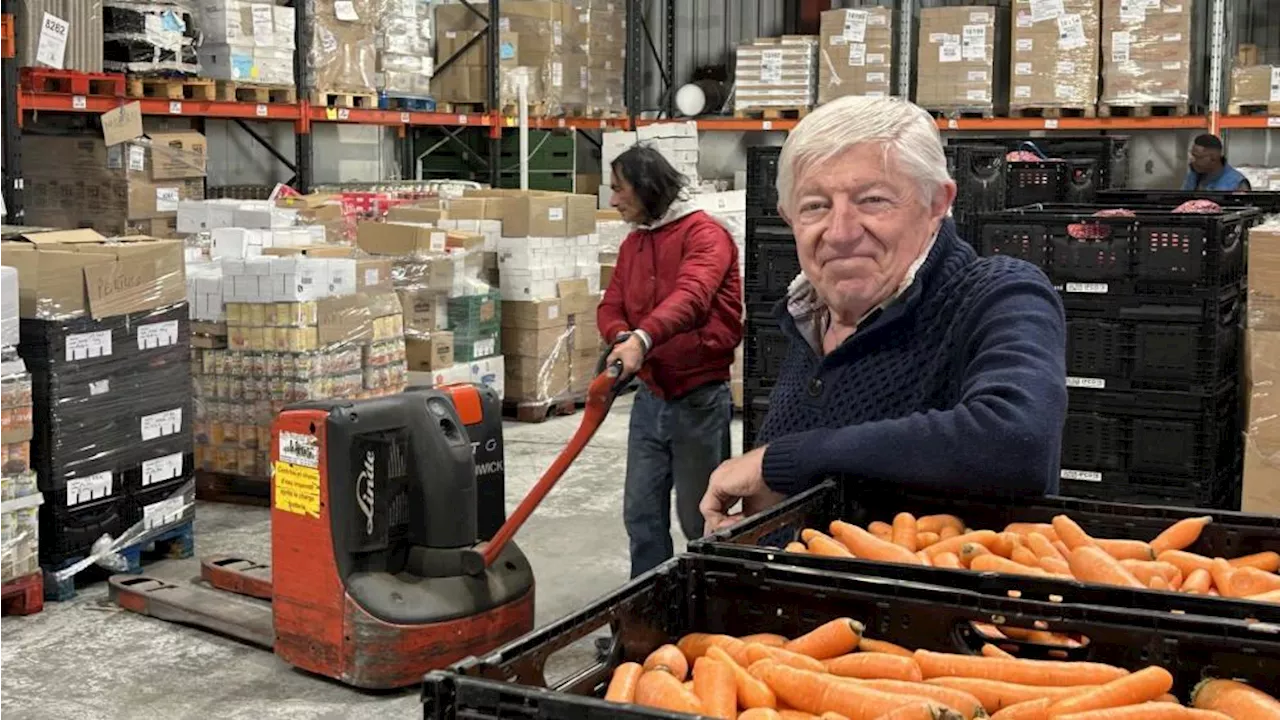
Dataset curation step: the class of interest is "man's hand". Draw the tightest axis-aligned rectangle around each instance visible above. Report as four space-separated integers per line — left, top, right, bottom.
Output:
699 446 787 535
606 334 647 378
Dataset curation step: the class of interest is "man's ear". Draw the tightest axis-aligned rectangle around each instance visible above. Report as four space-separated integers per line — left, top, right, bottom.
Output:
777 202 791 227
932 181 958 222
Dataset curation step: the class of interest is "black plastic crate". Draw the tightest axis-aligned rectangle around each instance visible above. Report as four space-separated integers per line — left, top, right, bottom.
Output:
1064 158 1099 203
744 235 800 304
1007 160 1069 207
742 393 769 451
18 305 191 372
1031 137 1129 189
39 486 140 567
746 147 781 218
122 437 197 496
945 143 1006 240
1059 463 1242 511
743 313 788 392
1097 189 1280 214
128 474 196 532
1061 288 1242 393
423 554 1280 720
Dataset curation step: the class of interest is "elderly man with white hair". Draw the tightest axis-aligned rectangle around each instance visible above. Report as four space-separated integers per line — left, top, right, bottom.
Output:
700 95 1069 531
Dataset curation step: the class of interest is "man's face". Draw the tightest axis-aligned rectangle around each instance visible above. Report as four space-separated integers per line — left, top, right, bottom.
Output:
1189 144 1222 174
610 169 645 224
782 143 955 320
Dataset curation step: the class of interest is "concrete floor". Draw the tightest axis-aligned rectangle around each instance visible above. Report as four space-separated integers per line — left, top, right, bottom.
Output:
0 395 743 720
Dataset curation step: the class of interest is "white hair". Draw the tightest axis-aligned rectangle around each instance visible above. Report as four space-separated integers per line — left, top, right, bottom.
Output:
776 96 952 214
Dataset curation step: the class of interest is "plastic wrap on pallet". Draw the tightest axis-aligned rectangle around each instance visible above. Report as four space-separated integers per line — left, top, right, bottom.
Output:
2 267 18 348
1245 295 1280 514
103 0 202 75
817 8 894 105
17 1 105 73
1247 223 1280 332
916 6 1003 113
1101 0 1195 107
734 36 818 112
1009 0 1100 111
571 0 627 117
1 472 43 584
374 0 434 97
306 0 377 93
197 0 298 87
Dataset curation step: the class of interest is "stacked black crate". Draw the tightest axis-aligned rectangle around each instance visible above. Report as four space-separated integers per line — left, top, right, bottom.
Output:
21 303 196 570
973 205 1257 509
742 147 798 451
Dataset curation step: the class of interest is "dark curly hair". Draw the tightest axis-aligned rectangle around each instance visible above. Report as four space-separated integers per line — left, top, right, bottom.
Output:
610 144 689 223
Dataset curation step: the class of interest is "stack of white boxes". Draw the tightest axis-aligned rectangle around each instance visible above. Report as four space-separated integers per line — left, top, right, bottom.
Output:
498 234 602 302
376 0 434 98
199 0 297 87
597 123 699 206
222 255 358 304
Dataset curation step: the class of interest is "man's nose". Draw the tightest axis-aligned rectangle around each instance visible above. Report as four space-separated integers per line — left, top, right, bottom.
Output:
823 201 865 246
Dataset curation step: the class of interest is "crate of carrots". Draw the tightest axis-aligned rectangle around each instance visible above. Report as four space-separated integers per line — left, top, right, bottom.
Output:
422 554 1278 719
687 481 1280 622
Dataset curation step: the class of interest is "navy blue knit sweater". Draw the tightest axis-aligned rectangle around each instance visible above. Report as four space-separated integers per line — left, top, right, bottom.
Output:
757 220 1068 498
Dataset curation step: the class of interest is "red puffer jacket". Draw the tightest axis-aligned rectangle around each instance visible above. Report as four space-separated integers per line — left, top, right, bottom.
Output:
598 206 744 401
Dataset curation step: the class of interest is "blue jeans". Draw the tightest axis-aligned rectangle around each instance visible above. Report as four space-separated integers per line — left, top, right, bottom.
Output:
624 381 733 579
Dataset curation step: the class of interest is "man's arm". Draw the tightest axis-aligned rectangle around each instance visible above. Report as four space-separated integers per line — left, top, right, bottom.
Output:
635 224 735 349
597 238 631 342
761 275 1067 497
1238 178 1253 191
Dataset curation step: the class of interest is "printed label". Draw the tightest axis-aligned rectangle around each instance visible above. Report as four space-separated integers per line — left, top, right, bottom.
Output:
67 471 113 506
969 11 991 23
928 32 947 43
474 338 496 358
1162 33 1182 42
939 43 962 63
1055 83 1076 99
1058 14 1087 50
547 304 560 321
1016 62 1034 76
156 187 180 212
89 379 110 396
1066 376 1106 389
278 431 319 468
548 207 565 222
429 231 447 252
1060 469 1103 483
1162 61 1182 70
1030 0 1065 22
66 330 113 361
274 461 320 517
364 269 380 286
1119 0 1145 23
552 20 562 46
868 13 887 26
551 61 563 87
141 408 183 441
848 43 866 66
842 10 867 43
761 50 784 83
142 453 184 487
1057 60 1077 75
866 71 886 83
962 25 987 60
1017 38 1034 52
1066 282 1109 294
333 0 359 21
250 4 274 44
1017 12 1034 27
1014 85 1032 99
36 12 70 69
128 145 147 172
1271 67 1280 102
867 52 885 64
967 89 989 102
1111 31 1132 63
968 70 989 82
143 496 187 530
137 320 179 350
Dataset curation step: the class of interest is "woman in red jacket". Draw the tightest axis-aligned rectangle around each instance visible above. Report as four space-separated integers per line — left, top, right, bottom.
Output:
599 144 744 579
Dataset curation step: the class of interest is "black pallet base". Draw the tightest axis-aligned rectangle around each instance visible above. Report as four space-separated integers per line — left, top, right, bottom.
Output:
43 521 195 602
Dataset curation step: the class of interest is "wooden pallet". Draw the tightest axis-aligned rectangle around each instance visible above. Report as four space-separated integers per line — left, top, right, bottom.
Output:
734 107 811 120
126 75 217 101
309 89 378 109
1227 102 1280 116
438 101 487 114
503 395 582 423
216 80 297 104
1 572 44 616
20 68 125 96
43 521 195 602
195 470 270 507
926 107 996 120
1009 105 1098 119
500 102 554 117
1098 102 1189 118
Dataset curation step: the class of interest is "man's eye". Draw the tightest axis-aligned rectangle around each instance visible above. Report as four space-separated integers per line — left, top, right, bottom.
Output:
800 202 827 213
862 196 890 205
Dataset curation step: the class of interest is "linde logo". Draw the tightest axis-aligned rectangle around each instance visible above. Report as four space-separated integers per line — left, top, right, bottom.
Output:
470 438 504 477
356 450 375 535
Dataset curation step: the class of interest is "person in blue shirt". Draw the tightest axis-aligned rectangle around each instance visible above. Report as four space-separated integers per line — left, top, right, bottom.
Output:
1182 134 1252 191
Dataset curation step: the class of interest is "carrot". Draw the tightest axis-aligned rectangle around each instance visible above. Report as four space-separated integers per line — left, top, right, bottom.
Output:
739 710 786 720
999 628 1078 647
644 644 690 681
983 644 1016 659
747 643 828 673
779 711 822 720
925 531 999 560
863 700 955 720
1051 516 1098 551
917 532 941 548
1012 546 1043 567
1149 516 1213 555
1244 588 1280 603
869 521 894 541
972 622 1008 639
802 528 855 558
917 551 933 566
605 662 645 703
1118 560 1182 589
859 638 916 658
830 521 924 565
786 542 810 554
1225 566 1280 598
971 553 1051 577
992 533 1025 559
939 526 962 541
1053 705 1232 719
992 698 1051 720
1148 575 1169 591
744 633 791 648
709 645 778 709
785 618 866 660
1209 558 1236 597
1052 541 1073 559
927 678 1098 713
1181 568 1212 594
1229 551 1280 572
751 660 927 720
1158 550 1216 578
825 653 923 681
820 714 851 720
1192 678 1280 718
694 656 739 719
1039 557 1072 576
1047 666 1174 718
918 514 965 535
1094 539 1155 562
1027 533 1067 562
680 633 751 666
934 552 963 569
1006 523 1060 543
959 543 993 567
892 513 919 552
634 669 704 713
852 680 985 719
1068 546 1145 588
913 650 1128 686
686 680 695 691
1154 694 1179 703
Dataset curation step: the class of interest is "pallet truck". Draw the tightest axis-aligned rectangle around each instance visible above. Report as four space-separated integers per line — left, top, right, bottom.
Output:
109 353 628 689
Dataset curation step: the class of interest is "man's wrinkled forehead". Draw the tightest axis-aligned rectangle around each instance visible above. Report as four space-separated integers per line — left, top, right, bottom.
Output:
794 144 896 194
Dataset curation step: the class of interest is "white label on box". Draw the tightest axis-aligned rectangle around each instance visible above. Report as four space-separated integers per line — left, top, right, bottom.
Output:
842 10 867 43
928 32 947 43
128 145 147 172
67 471 114 506
1162 61 1182 70
141 408 183 441
1055 83 1076 99
1030 0 1065 22
1163 33 1182 42
962 25 986 60
1060 469 1103 483
1057 60 1077 75
1016 62 1034 76
869 12 887 26
137 320 179 350
969 11 991 23
966 89 989 102
848 43 866 66
279 431 319 468
1111 32 1131 63
1119 0 1146 22
1017 11 1033 27
89 379 110 396
66 330 113 361
968 70 989 82
1015 85 1033 99
1066 282 1109 294
429 232 447 252
865 71 886 83
552 20 562 46
547 304 560 321
551 61 563 88
830 35 847 46
423 56 434 77
250 4 274 44
761 50 784 82
473 338 496 358
142 452 184 487
333 0 359 21
156 187 180 212
144 496 187 530
548 207 565 222
867 52 885 64
1066 376 1107 389
1163 2 1183 11
1271 67 1280 102
1017 38 1034 52
939 43 961 63
1058 14 1087 49
37 12 70 69
365 268 380 287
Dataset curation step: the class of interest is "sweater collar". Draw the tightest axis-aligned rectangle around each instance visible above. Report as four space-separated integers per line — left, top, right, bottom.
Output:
636 199 699 230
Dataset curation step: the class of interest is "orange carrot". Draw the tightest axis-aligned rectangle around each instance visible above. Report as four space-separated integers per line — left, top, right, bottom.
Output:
927 678 1098 713
892 513 919 552
972 622 1008 639
680 633 751 666
820 713 851 720
829 521 924 566
1244 588 1280 603
802 528 855 558
1027 533 1067 562
1094 539 1155 562
824 653 923 681
917 514 965 535
1039 557 1072 576
1047 666 1174 718
605 662 645 703
708 645 778 709
1118 560 1182 589
1225 566 1280 598
913 650 1128 686
925 530 999 560
971 553 1051 577
739 709 786 720
746 643 828 673
1053 705 1232 719
1149 575 1169 591
862 700 953 720
851 679 985 719
916 551 933 566
694 656 738 719
934 552 963 569
1051 516 1098 551
960 543 993 567
785 542 810 554
778 711 822 720
992 698 1051 720
634 669 704 713
869 521 894 541
939 526 962 542
743 634 790 648
1209 558 1236 597
1012 546 1043 567
1068 546 1145 588
1157 550 1216 578
1154 694 1179 703
785 618 865 660
686 680 696 691
1053 540 1073 559
644 644 690 681
992 532 1026 559
916 532 941 548
983 644 1016 659
1192 678 1280 718
859 638 916 658
1149 516 1213 555
1229 551 1280 572
750 661 930 720
1181 568 1212 594
1006 523 1061 542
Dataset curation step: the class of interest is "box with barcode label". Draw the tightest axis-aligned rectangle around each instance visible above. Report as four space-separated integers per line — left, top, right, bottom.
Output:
818 8 895 105
1009 0 1100 112
1101 0 1202 108
915 6 1010 114
734 36 819 113
1229 64 1280 111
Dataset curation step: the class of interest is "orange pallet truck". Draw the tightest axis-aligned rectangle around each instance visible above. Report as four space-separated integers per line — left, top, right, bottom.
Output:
109 356 627 690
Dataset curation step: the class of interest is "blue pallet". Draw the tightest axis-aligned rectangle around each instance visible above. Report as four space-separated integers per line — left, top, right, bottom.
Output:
42 521 195 602
378 92 436 111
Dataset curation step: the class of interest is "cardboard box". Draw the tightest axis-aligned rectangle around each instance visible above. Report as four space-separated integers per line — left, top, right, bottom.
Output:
1248 227 1280 331
505 351 570 400
1101 0 1195 106
1245 328 1280 514
734 36 819 112
916 6 1008 112
386 206 445 224
502 193 597 237
818 8 895 105
357 222 447 255
1230 65 1280 108
306 12 376 92
406 332 455 371
146 131 208 179
1009 0 1099 110
398 289 449 333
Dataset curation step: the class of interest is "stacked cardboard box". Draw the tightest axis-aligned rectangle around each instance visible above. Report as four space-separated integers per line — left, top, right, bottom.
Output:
1240 166 1280 192
1009 0 1099 113
198 0 298 87
1101 0 1195 109
502 280 599 402
1244 223 1280 515
734 36 819 113
17 0 105 73
495 192 600 301
917 6 1006 114
24 132 208 239
1 267 40 582
1229 64 1280 112
306 0 377 94
817 8 894 105
634 122 700 185
570 0 626 116
375 0 434 97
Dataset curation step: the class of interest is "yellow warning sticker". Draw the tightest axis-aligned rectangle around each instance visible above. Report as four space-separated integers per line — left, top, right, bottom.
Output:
274 461 321 518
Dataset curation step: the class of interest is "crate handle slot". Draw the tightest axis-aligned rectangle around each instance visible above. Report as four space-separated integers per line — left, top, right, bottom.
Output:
962 619 1093 662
